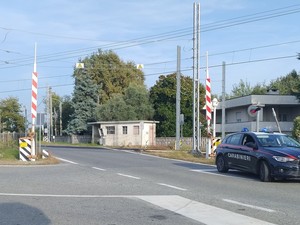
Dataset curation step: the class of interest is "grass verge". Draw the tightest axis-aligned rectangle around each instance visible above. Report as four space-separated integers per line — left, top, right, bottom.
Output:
0 145 59 165
143 148 215 165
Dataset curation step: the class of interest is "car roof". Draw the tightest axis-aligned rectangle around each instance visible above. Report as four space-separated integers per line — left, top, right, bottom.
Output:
227 131 286 136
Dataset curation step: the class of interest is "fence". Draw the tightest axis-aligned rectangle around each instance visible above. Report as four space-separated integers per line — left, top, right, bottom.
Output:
156 137 209 150
0 132 210 150
0 132 24 143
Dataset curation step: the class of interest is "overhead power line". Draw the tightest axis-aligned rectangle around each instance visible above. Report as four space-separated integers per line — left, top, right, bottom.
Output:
0 4 299 69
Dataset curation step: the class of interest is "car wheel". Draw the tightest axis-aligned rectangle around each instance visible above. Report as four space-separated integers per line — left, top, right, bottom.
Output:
259 161 272 182
216 155 228 173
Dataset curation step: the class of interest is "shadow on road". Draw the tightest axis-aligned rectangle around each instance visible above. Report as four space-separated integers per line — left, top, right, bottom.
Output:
0 202 51 225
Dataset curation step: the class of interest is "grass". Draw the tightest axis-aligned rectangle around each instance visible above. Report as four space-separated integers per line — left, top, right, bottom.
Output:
0 142 60 165
143 147 216 165
0 147 19 160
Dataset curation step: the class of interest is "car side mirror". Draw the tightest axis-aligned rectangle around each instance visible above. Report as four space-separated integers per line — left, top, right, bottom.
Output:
245 142 257 149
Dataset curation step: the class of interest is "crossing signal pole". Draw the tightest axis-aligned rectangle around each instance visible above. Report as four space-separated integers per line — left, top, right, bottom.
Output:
192 2 201 154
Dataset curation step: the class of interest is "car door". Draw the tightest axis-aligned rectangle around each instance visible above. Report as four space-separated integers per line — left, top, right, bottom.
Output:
222 133 244 169
233 134 258 173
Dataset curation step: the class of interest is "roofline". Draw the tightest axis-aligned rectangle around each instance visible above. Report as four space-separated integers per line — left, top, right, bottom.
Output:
88 120 159 125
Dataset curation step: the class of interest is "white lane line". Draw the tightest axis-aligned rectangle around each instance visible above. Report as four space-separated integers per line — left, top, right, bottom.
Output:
157 183 187 191
190 169 228 177
92 167 106 171
223 199 276 213
138 195 276 225
117 173 141 180
56 157 78 165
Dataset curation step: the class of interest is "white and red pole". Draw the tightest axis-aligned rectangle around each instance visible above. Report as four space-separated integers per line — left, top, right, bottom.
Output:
205 51 212 133
31 43 38 131
31 43 37 158
205 51 212 158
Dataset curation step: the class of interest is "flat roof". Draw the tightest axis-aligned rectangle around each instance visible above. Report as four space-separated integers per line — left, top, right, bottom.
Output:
88 120 159 125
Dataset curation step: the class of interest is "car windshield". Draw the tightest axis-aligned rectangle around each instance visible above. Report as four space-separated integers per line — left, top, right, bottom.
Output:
256 134 300 148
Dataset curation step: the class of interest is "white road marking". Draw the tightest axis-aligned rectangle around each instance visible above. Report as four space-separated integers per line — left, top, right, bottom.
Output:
190 169 229 177
92 167 106 171
56 157 78 165
0 193 276 224
138 195 276 225
117 173 141 180
157 183 187 191
223 199 276 213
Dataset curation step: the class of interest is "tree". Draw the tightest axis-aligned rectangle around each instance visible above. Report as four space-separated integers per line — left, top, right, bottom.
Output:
231 79 252 97
292 116 300 140
96 93 134 121
96 83 154 121
67 49 146 134
80 49 144 104
61 95 74 132
0 97 24 133
228 79 268 98
269 70 300 95
66 69 98 134
123 83 154 120
251 82 268 95
150 73 206 137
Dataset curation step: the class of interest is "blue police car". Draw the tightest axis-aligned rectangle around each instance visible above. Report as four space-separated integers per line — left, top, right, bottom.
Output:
215 131 300 182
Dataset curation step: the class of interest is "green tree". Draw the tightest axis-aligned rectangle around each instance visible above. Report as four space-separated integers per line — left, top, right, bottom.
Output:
229 80 267 98
96 93 134 121
80 49 144 104
66 69 98 134
269 70 300 95
0 97 24 133
96 83 154 121
150 73 206 137
251 82 268 94
292 116 300 140
123 83 154 120
61 95 74 132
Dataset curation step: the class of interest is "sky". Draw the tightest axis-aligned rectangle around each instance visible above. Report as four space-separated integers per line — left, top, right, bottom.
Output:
0 0 299 122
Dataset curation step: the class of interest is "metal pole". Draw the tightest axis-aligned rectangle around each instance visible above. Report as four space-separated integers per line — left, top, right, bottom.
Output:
213 106 217 138
24 106 27 135
59 101 62 136
192 2 201 153
49 87 53 141
256 110 260 132
31 43 37 159
221 62 226 139
272 108 282 133
192 2 197 152
176 46 181 150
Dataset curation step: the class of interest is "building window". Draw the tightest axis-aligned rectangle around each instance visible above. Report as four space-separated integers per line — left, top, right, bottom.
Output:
236 112 241 122
133 126 139 135
107 126 115 134
279 114 287 122
123 126 128 134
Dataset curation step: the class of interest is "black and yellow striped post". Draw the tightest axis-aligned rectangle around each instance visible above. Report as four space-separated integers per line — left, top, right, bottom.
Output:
211 137 222 156
19 137 35 161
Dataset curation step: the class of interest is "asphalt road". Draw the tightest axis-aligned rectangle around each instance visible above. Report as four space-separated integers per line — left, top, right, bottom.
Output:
1 146 299 225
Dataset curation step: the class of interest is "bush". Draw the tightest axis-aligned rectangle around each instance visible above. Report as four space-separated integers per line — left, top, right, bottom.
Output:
292 116 300 140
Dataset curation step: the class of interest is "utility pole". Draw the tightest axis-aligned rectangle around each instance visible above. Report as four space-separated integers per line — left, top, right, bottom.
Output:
49 87 53 141
59 101 62 136
176 46 181 150
192 2 201 154
46 87 52 142
221 62 226 139
23 106 27 135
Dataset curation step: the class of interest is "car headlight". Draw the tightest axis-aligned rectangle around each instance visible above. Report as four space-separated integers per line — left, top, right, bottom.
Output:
272 156 296 162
